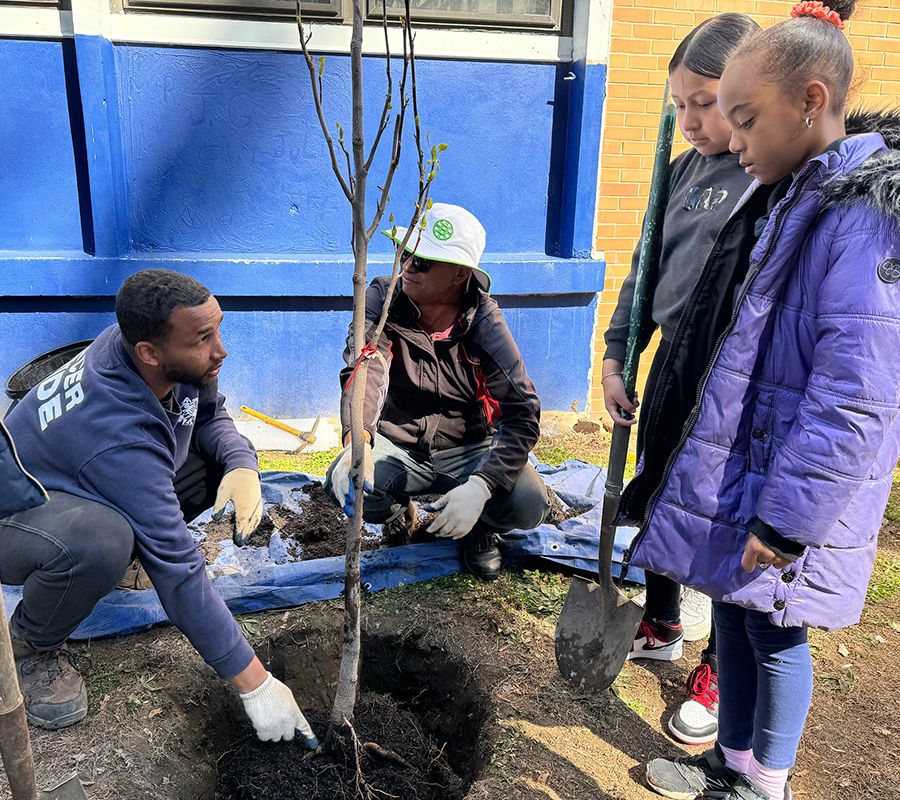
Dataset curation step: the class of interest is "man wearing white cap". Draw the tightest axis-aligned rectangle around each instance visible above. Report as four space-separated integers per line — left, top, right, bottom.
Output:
325 203 549 580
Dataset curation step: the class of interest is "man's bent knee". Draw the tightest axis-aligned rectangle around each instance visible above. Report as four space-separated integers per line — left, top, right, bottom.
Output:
482 467 550 532
55 496 134 588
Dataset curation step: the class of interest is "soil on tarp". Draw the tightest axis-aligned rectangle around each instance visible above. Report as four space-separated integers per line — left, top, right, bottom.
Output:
194 482 379 563
196 512 276 563
544 487 593 526
284 482 379 560
216 694 466 800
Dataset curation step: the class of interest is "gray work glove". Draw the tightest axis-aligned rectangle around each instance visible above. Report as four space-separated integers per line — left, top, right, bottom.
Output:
239 672 318 748
329 442 374 516
426 475 491 539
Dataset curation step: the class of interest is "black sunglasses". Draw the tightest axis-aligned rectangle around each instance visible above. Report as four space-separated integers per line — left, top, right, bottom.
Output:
400 251 435 274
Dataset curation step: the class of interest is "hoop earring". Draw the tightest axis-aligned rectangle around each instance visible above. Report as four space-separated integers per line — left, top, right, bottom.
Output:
806 117 813 129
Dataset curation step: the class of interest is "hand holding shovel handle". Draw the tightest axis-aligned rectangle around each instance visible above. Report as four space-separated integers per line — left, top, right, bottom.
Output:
554 82 677 693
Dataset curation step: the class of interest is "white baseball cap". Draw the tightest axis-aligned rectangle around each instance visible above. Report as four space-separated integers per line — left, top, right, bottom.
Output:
383 202 490 292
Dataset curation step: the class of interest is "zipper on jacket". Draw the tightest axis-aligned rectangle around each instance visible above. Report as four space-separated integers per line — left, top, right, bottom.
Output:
621 167 820 578
0 420 49 502
623 180 766 485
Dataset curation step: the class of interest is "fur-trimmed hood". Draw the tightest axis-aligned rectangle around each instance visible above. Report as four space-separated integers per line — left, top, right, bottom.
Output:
822 108 900 225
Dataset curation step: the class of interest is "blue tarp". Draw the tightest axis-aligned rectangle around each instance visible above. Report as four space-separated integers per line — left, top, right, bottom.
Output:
2 461 643 639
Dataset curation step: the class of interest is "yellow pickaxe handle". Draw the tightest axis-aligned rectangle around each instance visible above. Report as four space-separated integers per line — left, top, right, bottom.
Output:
240 406 317 444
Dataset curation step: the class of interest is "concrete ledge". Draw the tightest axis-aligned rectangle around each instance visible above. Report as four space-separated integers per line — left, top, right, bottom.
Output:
0 253 605 297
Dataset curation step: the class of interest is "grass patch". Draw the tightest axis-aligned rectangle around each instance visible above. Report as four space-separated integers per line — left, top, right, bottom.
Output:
885 473 900 523
818 669 857 694
125 672 162 715
84 665 127 717
534 430 609 466
258 447 342 477
374 571 481 606
495 569 569 618
867 555 900 604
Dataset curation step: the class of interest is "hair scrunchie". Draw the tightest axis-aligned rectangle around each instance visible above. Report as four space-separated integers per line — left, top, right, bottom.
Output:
791 1 845 29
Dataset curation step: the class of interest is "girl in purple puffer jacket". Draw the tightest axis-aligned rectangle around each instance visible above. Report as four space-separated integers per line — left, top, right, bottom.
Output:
634 2 900 799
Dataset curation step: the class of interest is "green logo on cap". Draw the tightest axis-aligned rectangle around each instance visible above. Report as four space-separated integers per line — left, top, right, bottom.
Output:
432 219 454 241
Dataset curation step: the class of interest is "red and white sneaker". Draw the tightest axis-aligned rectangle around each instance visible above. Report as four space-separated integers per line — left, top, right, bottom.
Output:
668 662 719 746
626 618 684 662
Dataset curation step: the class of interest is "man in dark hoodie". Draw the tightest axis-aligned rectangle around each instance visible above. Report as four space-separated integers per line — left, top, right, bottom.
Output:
0 270 317 748
324 203 550 581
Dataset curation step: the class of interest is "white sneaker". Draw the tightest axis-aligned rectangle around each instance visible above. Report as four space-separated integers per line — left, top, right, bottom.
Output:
667 663 719 745
680 587 712 642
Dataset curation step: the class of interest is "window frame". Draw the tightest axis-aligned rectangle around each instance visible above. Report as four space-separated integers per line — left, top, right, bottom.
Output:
365 0 566 33
0 0 64 7
122 0 341 22
117 0 571 34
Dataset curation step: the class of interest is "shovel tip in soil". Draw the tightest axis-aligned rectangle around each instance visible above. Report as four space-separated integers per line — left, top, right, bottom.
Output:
554 576 644 693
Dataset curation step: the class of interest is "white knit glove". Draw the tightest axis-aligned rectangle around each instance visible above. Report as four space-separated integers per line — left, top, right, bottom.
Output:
239 672 318 748
426 475 492 539
329 442 374 516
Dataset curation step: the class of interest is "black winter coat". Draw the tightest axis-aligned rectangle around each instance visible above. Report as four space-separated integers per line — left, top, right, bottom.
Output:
339 277 540 494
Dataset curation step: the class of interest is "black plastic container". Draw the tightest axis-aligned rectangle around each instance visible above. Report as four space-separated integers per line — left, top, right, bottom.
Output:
4 340 94 401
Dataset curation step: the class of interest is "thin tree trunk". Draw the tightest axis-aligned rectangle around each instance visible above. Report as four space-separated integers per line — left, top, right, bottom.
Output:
330 0 368 729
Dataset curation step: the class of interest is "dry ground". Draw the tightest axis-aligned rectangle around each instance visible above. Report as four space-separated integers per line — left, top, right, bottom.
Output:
7 417 900 800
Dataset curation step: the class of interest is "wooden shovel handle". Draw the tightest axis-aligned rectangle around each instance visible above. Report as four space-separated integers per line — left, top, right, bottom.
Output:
240 406 316 444
0 586 37 799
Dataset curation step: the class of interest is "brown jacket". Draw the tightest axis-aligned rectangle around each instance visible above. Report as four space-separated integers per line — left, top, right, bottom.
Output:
339 276 540 493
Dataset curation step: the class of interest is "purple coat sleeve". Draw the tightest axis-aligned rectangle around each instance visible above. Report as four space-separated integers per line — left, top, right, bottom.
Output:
754 210 900 547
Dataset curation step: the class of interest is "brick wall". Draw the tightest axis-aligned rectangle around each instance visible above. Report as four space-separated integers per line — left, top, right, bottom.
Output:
589 0 898 418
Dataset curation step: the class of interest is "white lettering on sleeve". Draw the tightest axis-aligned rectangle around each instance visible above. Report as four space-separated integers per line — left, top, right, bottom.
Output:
39 396 63 431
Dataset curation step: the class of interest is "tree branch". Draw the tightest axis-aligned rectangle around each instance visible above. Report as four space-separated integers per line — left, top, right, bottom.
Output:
362 0 394 175
365 3 413 240
297 12 353 203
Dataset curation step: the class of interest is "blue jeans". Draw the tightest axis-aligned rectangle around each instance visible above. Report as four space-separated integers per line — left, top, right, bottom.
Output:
325 432 550 532
714 601 813 769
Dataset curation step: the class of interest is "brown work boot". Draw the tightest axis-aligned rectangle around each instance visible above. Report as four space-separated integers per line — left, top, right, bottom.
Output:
13 639 88 730
380 501 418 547
117 558 154 591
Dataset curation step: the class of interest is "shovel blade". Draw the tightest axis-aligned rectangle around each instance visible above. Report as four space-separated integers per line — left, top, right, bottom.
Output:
38 772 89 800
555 576 644 693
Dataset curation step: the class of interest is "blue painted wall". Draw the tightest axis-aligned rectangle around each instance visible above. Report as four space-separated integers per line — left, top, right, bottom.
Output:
0 41 84 252
0 35 607 417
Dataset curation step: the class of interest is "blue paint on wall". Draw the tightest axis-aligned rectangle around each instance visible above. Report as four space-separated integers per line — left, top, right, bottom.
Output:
116 48 559 255
0 40 83 252
0 253 603 297
1 36 608 416
0 292 596 416
559 60 607 259
74 34 130 256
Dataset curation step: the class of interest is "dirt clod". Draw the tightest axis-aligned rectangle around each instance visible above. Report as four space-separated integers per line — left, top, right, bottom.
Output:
544 487 593 526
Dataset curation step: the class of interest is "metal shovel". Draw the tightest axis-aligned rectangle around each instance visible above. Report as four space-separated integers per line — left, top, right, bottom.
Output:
0 586 89 800
555 82 677 693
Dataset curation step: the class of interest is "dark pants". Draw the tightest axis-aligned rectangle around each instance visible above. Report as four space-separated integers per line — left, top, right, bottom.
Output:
325 432 550 533
0 451 221 650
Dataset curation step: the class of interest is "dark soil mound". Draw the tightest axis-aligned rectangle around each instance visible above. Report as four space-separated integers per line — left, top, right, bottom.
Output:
544 487 593 526
197 512 276 562
215 693 466 800
284 482 379 560
195 482 379 563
